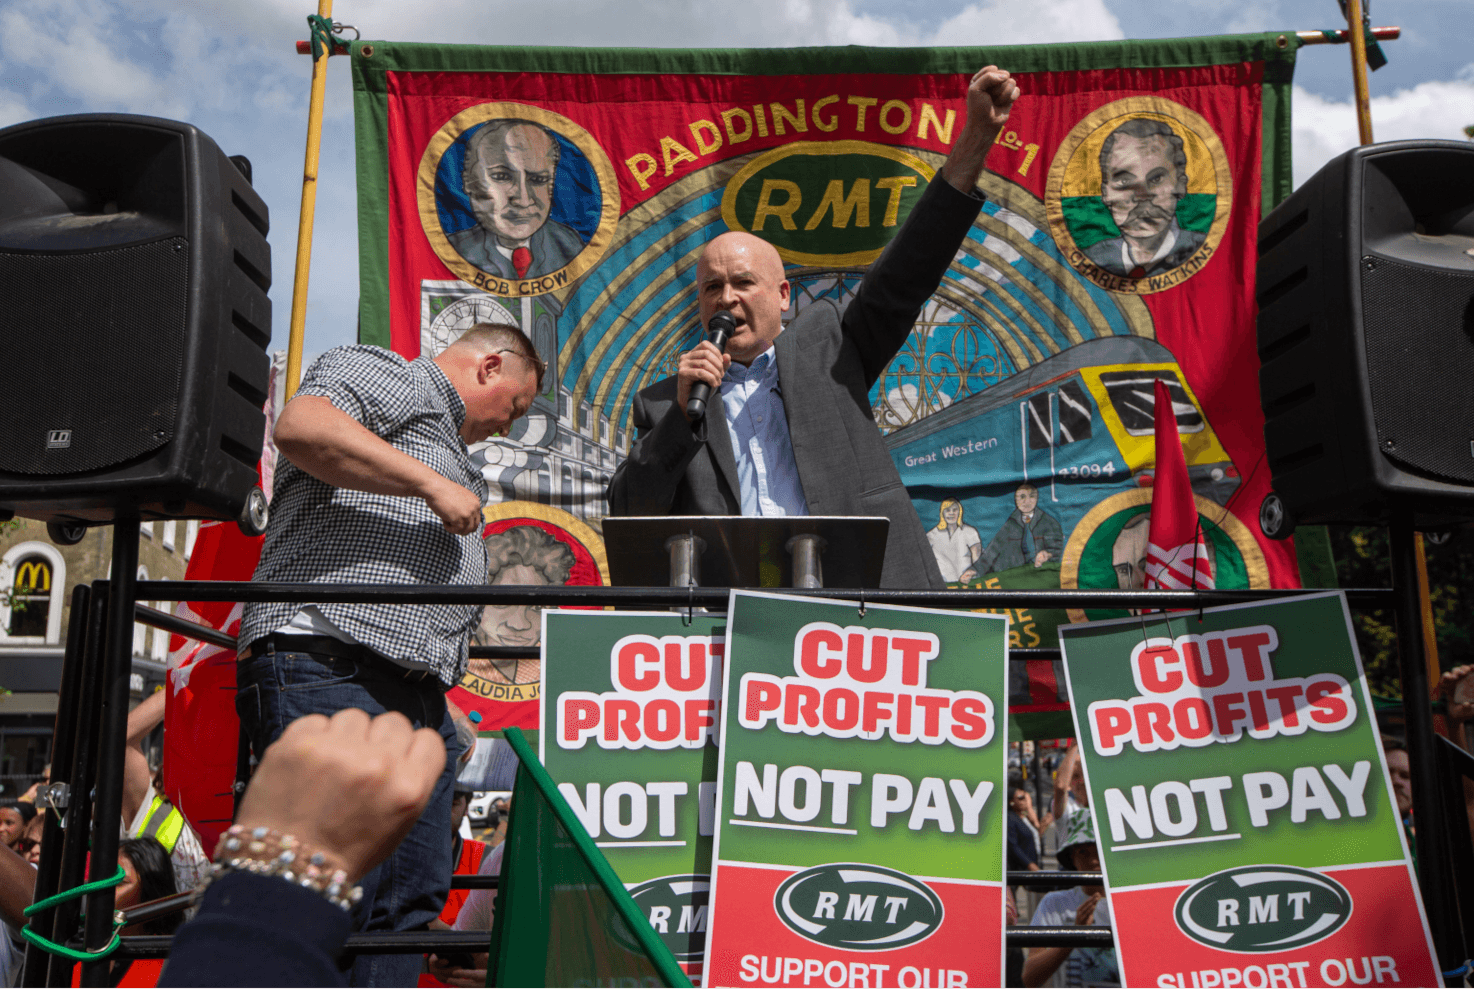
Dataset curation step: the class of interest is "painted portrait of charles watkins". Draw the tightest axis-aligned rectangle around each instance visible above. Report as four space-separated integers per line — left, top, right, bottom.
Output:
1083 118 1205 280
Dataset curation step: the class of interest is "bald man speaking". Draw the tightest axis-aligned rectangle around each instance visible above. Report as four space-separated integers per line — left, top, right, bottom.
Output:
607 67 1020 589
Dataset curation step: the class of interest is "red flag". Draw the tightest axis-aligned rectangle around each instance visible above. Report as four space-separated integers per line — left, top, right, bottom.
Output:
1144 379 1214 591
160 355 281 850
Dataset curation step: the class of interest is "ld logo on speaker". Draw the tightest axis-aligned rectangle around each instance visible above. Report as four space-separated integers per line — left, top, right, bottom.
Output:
45 430 71 450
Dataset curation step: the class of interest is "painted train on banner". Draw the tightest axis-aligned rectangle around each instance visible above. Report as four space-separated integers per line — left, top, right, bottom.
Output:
373 70 1287 721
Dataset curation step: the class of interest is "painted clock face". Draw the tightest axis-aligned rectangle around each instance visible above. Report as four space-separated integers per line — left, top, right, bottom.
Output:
422 293 517 358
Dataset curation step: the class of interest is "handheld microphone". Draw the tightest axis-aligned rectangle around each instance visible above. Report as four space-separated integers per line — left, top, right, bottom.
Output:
685 311 737 421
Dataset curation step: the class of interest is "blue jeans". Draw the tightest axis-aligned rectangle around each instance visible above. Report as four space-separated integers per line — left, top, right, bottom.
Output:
236 648 460 988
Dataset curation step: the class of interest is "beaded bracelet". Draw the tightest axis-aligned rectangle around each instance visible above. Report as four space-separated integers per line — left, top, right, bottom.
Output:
205 824 363 913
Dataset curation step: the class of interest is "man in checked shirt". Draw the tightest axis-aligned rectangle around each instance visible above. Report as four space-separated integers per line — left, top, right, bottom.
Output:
236 323 541 987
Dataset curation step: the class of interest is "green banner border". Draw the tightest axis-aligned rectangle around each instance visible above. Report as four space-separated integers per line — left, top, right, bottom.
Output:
350 33 1299 347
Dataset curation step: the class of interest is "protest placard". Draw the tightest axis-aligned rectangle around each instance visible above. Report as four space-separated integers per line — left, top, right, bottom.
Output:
702 591 1008 988
540 610 726 978
1058 592 1439 988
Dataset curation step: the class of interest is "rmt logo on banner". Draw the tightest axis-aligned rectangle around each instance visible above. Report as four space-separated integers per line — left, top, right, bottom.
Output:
1165 866 1403 989
1173 866 1352 953
772 864 944 952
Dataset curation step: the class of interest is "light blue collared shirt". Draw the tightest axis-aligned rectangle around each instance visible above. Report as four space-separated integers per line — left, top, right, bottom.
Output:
719 348 809 517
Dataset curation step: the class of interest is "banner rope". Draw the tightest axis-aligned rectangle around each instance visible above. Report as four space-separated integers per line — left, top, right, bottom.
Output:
306 14 336 61
20 865 127 961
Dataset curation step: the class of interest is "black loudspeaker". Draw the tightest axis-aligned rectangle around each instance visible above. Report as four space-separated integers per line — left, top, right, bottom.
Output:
1255 139 1474 536
0 114 271 537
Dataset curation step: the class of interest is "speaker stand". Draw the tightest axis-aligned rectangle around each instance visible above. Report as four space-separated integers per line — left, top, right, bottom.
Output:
1390 512 1462 968
78 522 140 987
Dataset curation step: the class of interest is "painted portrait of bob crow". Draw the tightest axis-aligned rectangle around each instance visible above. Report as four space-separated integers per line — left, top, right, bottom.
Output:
448 119 586 281
1083 117 1206 279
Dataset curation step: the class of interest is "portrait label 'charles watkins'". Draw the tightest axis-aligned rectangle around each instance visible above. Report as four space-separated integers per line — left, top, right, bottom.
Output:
1046 98 1231 295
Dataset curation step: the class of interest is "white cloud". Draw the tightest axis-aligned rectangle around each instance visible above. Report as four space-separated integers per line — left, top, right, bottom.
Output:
0 0 303 122
266 0 1122 49
927 0 1124 45
273 0 911 48
1292 66 1474 186
0 88 31 128
0 1 185 115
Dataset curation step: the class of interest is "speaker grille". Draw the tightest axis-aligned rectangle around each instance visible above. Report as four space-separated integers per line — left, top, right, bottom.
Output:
1363 255 1474 484
0 238 188 474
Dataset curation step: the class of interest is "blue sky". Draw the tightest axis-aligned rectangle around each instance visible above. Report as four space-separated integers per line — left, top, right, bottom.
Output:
0 0 1469 360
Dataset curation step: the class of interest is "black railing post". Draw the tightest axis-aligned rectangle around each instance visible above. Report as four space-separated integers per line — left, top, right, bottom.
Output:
80 526 140 987
233 724 252 819
1389 514 1459 969
1436 737 1474 962
43 584 110 987
21 585 89 987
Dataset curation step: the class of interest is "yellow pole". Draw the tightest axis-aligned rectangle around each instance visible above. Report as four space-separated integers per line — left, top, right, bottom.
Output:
1345 0 1375 145
285 0 334 400
1413 533 1449 735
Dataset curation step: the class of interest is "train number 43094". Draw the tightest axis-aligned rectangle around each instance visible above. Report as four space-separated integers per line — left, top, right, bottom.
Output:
1058 462 1117 479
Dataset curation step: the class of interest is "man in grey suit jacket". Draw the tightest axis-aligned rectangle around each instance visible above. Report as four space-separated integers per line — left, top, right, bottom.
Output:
607 67 1020 590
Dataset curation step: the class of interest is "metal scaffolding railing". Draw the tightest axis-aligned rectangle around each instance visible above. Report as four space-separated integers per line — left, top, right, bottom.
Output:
21 535 1470 984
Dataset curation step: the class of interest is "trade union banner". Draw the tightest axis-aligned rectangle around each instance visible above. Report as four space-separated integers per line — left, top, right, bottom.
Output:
1058 593 1439 988
539 610 726 981
351 36 1304 735
702 591 1008 988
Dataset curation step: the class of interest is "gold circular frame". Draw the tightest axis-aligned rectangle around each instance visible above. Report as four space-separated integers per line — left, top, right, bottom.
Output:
1058 488 1268 623
1045 97 1232 295
418 103 620 299
481 499 610 585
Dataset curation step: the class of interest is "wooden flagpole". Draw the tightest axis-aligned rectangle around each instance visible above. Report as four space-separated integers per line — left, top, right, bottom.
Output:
285 0 334 400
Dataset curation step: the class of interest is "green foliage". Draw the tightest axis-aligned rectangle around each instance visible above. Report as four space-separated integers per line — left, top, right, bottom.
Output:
0 519 22 613
1465 124 1474 140
1325 525 1474 699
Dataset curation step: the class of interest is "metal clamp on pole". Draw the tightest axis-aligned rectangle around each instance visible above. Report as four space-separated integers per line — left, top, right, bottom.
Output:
785 534 826 589
39 783 69 813
665 533 705 588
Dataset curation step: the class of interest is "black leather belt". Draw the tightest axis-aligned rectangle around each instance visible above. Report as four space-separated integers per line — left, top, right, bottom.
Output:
241 634 434 682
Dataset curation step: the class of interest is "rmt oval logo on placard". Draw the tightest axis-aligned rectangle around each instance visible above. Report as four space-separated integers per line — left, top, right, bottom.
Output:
1174 866 1352 952
774 864 943 951
622 874 709 961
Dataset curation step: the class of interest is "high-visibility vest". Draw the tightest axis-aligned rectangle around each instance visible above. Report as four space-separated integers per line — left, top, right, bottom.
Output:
139 795 184 854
